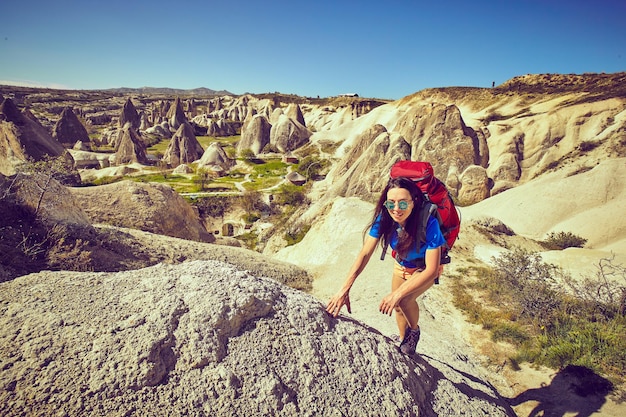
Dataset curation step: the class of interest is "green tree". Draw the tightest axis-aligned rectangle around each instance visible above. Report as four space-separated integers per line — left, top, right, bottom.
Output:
194 167 211 191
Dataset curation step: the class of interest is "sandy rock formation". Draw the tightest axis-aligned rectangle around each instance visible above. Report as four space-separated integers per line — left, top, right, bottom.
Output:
52 106 91 149
167 97 187 131
270 113 311 153
0 98 71 176
193 118 237 137
139 112 149 130
70 180 214 243
286 103 306 127
238 114 271 155
11 172 92 228
119 98 141 130
113 124 148 165
172 163 193 174
162 121 204 168
322 124 411 202
144 120 172 139
68 149 114 169
0 260 514 417
457 164 492 204
393 103 481 188
196 142 234 171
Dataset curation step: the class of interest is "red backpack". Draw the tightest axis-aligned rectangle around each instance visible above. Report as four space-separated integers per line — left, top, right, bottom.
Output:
384 160 461 265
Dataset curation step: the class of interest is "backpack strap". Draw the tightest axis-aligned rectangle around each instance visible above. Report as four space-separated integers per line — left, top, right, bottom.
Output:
419 202 438 243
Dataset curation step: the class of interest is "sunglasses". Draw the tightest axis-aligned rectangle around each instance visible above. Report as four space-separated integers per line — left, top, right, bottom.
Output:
383 200 410 210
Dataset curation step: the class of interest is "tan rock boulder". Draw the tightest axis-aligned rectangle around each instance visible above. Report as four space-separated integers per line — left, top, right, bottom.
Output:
70 180 214 243
325 124 412 202
285 103 306 127
457 165 492 205
0 260 512 416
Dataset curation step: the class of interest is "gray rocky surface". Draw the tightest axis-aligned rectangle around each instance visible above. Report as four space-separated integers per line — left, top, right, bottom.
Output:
0 260 514 417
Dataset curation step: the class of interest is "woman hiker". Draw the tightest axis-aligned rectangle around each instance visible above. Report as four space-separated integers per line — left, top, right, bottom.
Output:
326 176 446 355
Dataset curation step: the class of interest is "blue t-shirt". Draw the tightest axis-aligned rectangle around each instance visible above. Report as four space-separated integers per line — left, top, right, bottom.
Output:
369 214 446 268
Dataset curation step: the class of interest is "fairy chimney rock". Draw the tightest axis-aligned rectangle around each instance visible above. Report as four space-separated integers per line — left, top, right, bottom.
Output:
167 97 187 131
286 103 306 127
162 121 204 168
197 142 234 171
0 98 68 175
269 113 311 153
119 98 141 130
114 124 148 165
238 114 271 156
52 106 91 149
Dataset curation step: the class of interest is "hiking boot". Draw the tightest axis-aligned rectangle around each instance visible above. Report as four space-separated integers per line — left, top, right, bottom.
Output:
399 326 421 355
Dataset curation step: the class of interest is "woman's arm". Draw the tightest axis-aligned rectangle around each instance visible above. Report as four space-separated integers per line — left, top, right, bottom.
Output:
378 246 441 315
326 235 379 317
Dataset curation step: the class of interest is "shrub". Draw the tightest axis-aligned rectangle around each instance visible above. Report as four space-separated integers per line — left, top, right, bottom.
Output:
491 247 564 325
542 231 587 250
194 196 229 219
46 224 93 272
578 140 600 153
273 184 308 206
284 224 311 246
240 148 256 160
452 249 626 390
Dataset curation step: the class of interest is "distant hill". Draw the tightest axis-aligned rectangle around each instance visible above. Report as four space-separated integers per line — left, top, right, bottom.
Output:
104 86 233 97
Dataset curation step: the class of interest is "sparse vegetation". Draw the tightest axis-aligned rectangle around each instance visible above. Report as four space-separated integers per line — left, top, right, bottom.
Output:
483 111 507 123
272 183 308 207
451 248 626 392
577 140 601 153
284 224 311 246
542 231 587 250
0 158 96 278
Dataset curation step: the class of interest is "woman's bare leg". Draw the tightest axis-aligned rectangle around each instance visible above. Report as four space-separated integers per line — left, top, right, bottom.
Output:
392 271 435 337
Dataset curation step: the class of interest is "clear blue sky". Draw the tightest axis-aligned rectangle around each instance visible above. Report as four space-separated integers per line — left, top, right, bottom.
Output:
1 0 624 99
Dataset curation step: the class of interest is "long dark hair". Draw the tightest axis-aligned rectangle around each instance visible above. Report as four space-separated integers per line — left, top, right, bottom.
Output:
367 177 426 259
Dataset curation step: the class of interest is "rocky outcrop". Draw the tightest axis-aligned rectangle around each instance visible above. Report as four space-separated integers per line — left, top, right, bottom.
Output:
322 124 411 202
167 97 187 131
113 124 148 165
393 103 481 188
68 149 113 169
119 98 141 130
238 114 271 155
0 98 70 176
162 122 204 168
144 121 172 139
70 180 214 243
270 113 311 153
172 163 193 174
11 172 93 228
457 164 492 205
0 260 514 417
197 142 234 171
286 103 306 127
52 106 91 149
